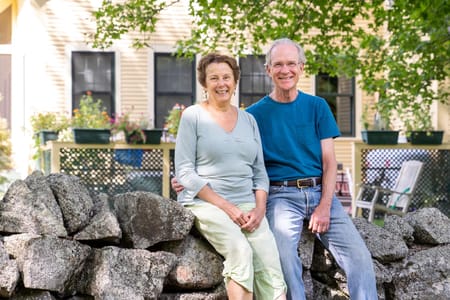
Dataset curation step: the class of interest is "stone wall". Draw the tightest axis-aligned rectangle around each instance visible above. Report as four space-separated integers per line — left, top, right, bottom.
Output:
0 171 449 299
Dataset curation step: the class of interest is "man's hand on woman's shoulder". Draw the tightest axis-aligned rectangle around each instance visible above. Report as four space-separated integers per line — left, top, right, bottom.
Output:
171 177 184 194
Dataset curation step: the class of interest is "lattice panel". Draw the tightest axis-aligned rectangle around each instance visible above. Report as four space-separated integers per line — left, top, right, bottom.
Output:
359 148 450 217
56 148 177 199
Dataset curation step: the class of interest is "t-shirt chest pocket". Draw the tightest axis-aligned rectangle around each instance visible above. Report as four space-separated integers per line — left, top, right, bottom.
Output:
295 121 316 145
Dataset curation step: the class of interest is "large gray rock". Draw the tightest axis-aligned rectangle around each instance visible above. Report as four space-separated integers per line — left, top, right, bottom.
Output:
389 244 450 299
303 270 315 300
352 217 409 262
310 242 344 297
24 171 66 225
73 209 121 243
161 234 223 290
384 214 414 244
9 290 57 299
113 191 195 248
372 259 392 284
0 171 67 237
0 240 8 261
47 173 95 234
74 193 121 243
2 233 40 270
372 260 391 300
298 226 316 269
22 236 92 295
0 259 19 298
311 278 349 300
404 207 450 245
311 240 335 273
78 246 177 299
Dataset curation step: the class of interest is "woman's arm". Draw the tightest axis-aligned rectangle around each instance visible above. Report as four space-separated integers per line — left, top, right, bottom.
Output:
175 108 207 198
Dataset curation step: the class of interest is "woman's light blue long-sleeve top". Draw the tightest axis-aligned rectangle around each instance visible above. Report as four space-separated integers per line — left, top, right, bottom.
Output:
175 104 269 205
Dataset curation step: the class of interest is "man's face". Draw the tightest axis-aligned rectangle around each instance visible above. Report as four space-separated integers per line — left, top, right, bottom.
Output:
266 44 304 92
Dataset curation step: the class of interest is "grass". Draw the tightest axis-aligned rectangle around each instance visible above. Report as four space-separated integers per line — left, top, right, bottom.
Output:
373 218 385 227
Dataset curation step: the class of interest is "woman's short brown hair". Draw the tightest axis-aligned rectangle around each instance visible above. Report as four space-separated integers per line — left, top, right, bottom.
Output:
197 53 240 87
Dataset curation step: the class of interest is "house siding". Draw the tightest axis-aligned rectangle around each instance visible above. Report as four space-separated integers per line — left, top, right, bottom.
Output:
42 0 192 120
335 138 354 172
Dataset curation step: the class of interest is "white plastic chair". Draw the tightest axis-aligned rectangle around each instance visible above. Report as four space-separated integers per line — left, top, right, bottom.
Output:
352 160 424 222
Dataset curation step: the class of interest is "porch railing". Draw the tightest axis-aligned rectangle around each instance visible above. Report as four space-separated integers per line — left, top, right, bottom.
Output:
352 141 450 216
42 142 176 199
42 141 449 216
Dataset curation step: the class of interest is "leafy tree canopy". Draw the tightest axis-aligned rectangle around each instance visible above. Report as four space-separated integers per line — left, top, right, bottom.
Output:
92 0 449 130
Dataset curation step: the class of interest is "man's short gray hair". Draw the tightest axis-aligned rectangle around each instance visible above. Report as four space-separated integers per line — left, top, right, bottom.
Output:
265 38 306 66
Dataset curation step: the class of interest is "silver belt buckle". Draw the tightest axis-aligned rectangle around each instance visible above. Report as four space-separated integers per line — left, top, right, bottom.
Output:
296 179 308 189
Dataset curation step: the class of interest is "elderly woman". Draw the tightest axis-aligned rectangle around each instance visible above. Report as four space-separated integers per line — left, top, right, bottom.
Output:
175 53 286 300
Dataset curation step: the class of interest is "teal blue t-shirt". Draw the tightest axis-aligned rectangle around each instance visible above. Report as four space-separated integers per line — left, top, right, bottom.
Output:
246 91 340 181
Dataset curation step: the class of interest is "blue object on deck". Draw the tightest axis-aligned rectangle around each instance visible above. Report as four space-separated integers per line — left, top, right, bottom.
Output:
114 149 144 167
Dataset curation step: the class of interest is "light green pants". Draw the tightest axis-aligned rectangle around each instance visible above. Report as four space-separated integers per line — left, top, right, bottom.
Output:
187 201 286 300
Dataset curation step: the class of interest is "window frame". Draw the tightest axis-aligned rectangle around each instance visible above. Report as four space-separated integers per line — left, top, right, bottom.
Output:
153 52 196 129
238 55 272 109
71 51 116 117
315 73 355 137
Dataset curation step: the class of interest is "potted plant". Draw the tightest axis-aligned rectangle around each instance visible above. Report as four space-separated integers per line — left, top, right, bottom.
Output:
30 112 70 145
71 91 111 144
403 103 444 145
111 112 162 145
360 103 399 145
30 111 70 161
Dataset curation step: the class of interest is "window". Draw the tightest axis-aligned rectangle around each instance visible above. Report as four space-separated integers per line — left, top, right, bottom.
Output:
72 51 115 117
316 73 355 137
154 53 195 128
239 55 272 108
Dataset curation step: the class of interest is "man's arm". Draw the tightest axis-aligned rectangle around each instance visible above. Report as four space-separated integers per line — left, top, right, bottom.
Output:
171 177 184 194
309 138 337 234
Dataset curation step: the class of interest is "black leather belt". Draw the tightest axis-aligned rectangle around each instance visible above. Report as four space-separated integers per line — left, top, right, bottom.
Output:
270 177 322 188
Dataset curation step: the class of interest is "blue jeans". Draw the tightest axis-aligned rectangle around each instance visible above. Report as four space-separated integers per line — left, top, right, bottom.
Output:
266 185 378 300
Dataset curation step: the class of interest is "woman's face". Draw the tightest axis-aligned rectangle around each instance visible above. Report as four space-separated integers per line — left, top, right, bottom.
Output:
204 62 236 104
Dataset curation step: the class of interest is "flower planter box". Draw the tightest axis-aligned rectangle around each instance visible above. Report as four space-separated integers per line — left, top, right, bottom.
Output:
73 128 111 144
39 130 59 145
408 131 444 145
143 129 163 144
125 129 163 145
361 130 399 145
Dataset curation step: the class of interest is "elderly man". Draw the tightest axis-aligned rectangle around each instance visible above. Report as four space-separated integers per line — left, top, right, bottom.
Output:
245 38 377 300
